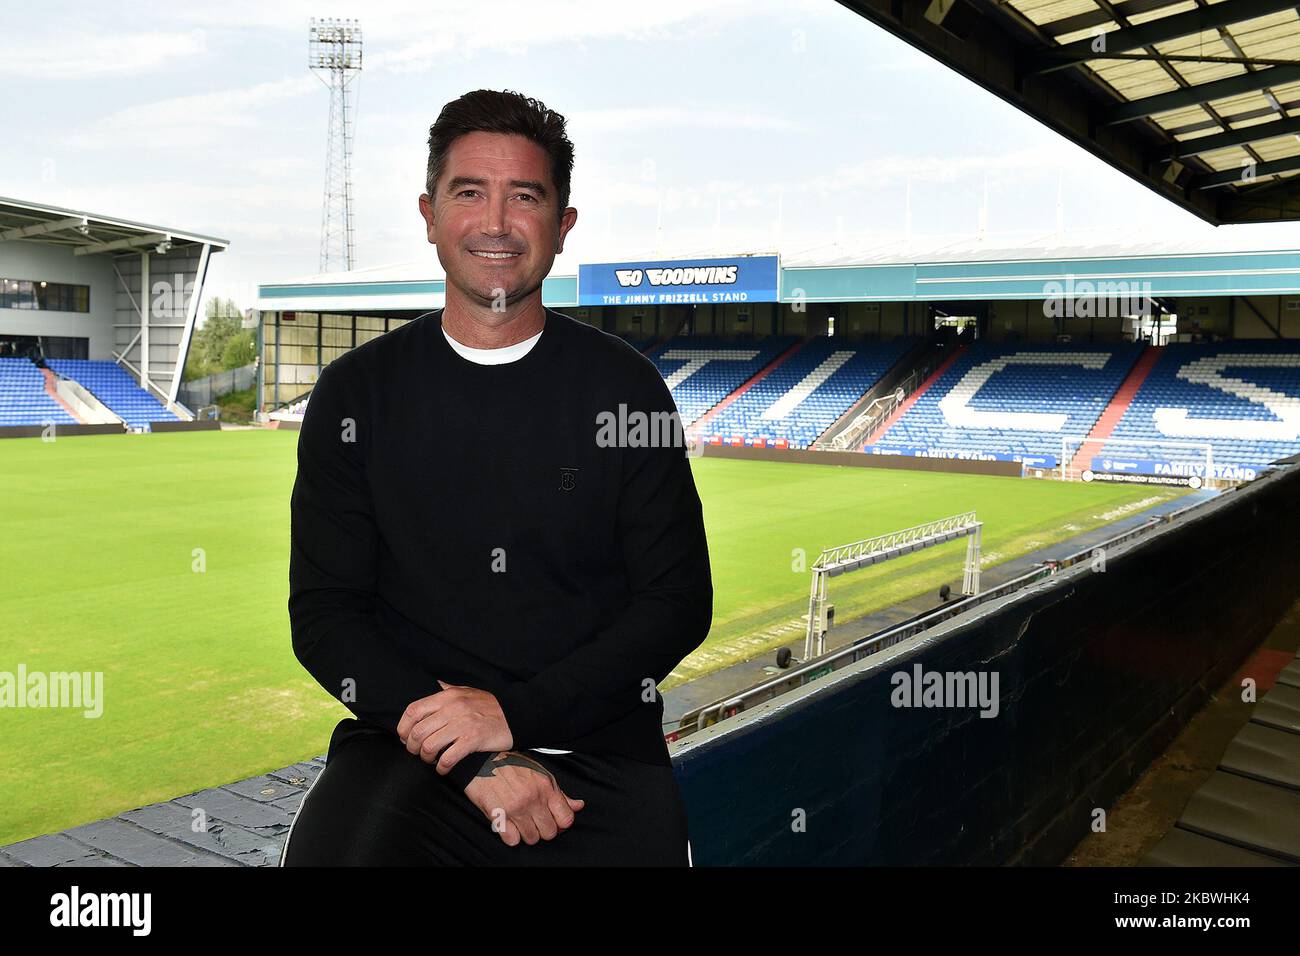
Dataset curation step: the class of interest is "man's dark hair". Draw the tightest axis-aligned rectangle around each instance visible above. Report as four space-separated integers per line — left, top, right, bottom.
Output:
425 89 575 220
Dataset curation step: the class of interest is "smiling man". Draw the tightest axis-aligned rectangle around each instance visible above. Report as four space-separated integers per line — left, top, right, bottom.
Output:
280 89 713 866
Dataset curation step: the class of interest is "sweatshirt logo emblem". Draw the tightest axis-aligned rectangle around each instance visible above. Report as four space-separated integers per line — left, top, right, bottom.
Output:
559 467 578 492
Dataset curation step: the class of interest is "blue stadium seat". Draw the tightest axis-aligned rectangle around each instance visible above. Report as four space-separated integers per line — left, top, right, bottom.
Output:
700 337 915 449
1098 341 1300 472
872 343 1144 464
0 358 79 427
46 359 181 431
650 335 798 427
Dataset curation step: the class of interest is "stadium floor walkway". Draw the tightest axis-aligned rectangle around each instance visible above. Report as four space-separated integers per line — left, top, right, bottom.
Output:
0 759 322 867
0 491 1222 867
1067 596 1300 867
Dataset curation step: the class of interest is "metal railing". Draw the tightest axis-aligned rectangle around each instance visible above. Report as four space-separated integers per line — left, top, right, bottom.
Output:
822 379 911 451
109 350 171 404
179 363 255 409
670 509 1190 741
109 350 190 420
814 512 978 572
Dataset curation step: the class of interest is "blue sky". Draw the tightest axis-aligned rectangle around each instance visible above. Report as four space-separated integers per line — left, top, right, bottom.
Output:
4 0 1299 315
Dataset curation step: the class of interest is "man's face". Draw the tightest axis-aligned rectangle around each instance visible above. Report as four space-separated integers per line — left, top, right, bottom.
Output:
419 130 577 316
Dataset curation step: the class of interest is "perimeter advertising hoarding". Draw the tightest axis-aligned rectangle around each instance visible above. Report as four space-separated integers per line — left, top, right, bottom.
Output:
869 446 1058 469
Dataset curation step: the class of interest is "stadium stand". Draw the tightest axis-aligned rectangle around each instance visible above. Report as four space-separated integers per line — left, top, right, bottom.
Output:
860 344 969 448
1064 346 1163 476
1097 341 1300 473
0 357 78 427
651 334 798 426
869 343 1145 466
46 359 182 431
701 336 915 448
614 334 655 354
269 397 309 422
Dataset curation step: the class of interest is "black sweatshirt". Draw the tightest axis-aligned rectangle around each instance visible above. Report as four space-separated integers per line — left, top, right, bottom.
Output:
287 307 714 790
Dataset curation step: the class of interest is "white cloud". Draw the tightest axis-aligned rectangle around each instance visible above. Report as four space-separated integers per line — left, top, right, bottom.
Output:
0 29 209 79
571 107 798 134
364 104 798 150
63 74 320 150
360 0 753 73
794 141 1107 195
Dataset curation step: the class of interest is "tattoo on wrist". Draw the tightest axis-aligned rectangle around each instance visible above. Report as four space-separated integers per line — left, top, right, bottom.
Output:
478 750 555 782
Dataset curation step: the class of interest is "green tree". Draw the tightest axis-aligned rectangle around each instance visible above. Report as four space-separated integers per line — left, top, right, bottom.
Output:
220 329 256 369
185 298 247 381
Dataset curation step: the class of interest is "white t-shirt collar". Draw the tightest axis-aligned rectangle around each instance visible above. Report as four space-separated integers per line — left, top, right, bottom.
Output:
442 323 543 365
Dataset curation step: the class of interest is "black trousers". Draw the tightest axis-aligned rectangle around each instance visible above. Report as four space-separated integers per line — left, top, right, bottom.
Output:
280 719 692 866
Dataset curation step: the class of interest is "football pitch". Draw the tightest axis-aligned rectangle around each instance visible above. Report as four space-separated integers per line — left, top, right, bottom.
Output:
0 430 1182 844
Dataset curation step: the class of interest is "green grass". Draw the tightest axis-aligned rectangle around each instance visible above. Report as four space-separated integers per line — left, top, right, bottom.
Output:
216 386 257 424
679 459 1182 683
0 431 1181 844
